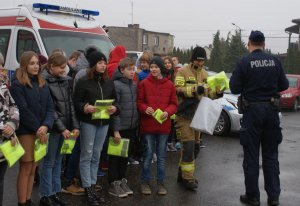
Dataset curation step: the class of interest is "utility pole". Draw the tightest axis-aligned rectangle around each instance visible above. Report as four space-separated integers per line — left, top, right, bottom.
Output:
131 1 134 24
232 23 242 58
286 31 292 73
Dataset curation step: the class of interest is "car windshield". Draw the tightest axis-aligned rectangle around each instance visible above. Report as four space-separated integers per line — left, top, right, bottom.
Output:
39 29 114 57
287 77 297 88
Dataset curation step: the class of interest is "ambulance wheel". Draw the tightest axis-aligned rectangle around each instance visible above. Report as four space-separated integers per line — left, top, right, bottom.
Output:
214 110 230 136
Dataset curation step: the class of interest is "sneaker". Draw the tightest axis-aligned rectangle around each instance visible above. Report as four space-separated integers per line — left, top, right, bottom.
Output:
167 143 177 152
157 182 167 195
128 157 139 165
39 196 60 206
62 184 85 196
199 140 206 148
240 194 260 206
120 178 133 195
175 142 181 150
51 193 67 206
108 181 128 198
97 170 106 177
140 181 151 195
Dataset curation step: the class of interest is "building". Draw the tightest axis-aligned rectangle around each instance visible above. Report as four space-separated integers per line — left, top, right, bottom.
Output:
285 18 300 51
107 24 174 54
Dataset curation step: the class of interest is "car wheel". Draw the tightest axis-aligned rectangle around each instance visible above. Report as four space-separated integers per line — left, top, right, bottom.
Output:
293 98 298 112
214 110 230 136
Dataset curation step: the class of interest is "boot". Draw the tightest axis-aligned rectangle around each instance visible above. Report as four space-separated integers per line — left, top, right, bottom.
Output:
85 187 100 206
18 203 26 206
91 184 105 203
26 199 36 206
240 194 260 206
180 179 198 191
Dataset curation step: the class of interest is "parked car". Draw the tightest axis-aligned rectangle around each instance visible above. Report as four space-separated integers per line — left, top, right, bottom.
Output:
280 74 300 111
213 93 242 135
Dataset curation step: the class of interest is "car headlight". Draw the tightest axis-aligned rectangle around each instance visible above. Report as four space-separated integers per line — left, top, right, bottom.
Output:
281 93 292 98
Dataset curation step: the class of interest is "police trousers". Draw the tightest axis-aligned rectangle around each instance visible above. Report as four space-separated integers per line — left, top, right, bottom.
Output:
240 103 282 199
175 115 201 180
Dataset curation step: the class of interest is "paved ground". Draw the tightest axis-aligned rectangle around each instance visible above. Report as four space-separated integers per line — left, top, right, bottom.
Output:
3 111 300 206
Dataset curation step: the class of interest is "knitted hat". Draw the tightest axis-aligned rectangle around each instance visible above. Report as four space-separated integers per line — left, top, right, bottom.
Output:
190 46 206 62
86 51 107 68
38 54 48 65
150 56 168 76
249 30 265 43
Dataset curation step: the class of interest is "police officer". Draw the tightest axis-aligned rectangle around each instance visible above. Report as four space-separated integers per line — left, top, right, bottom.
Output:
230 31 289 206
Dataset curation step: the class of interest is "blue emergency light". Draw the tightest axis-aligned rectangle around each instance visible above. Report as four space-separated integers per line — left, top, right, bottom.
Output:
33 3 99 18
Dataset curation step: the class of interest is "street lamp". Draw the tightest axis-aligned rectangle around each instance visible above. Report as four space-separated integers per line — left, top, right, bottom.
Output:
232 23 242 58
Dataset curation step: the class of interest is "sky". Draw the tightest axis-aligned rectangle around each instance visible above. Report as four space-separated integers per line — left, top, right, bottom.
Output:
5 0 300 53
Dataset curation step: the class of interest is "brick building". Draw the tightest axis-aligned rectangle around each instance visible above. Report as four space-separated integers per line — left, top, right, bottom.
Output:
107 24 174 54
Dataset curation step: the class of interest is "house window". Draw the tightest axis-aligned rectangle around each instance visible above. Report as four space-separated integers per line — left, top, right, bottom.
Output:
143 34 148 45
154 36 159 46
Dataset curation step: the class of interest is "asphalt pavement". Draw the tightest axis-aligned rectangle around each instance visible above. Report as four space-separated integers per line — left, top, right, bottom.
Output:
3 111 300 206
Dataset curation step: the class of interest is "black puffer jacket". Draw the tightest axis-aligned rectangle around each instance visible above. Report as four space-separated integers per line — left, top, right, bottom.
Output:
43 70 79 133
73 74 119 126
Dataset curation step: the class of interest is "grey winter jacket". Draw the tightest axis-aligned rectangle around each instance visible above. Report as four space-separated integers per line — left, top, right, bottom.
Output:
111 69 139 131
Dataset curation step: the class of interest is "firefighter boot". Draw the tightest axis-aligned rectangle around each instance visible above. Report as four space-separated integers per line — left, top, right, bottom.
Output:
181 179 198 191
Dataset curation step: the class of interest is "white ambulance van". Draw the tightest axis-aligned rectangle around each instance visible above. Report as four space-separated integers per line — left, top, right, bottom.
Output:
0 3 114 78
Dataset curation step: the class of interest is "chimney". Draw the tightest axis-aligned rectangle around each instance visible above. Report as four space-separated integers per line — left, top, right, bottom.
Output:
128 24 140 29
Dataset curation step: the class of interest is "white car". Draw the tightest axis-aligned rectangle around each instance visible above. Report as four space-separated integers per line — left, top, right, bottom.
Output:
213 93 242 135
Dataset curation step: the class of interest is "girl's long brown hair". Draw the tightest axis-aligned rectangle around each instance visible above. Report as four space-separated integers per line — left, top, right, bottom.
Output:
87 62 109 81
16 51 45 87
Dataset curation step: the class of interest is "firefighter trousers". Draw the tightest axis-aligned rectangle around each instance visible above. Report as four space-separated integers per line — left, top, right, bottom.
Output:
175 115 201 180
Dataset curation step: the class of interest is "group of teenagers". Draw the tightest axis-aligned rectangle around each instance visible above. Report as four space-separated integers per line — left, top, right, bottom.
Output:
0 44 201 206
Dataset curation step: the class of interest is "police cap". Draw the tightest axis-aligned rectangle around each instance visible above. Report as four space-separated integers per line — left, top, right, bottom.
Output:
249 30 265 43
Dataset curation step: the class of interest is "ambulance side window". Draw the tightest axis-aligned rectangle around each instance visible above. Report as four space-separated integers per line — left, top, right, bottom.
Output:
0 29 11 63
17 30 40 62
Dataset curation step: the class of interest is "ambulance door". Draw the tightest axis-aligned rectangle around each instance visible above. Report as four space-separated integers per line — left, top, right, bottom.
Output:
10 27 42 71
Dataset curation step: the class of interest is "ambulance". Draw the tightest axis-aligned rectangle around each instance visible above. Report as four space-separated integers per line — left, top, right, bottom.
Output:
0 3 114 77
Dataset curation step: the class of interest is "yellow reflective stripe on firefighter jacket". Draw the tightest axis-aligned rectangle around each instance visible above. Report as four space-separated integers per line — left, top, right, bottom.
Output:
175 64 208 101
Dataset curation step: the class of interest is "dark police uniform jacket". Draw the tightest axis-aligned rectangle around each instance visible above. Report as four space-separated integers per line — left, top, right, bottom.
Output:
230 49 289 101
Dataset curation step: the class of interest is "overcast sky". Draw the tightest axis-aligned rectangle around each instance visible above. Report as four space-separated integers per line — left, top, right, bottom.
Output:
6 0 300 53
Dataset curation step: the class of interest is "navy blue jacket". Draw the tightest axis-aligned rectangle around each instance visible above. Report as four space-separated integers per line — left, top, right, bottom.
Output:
10 76 55 136
230 49 289 102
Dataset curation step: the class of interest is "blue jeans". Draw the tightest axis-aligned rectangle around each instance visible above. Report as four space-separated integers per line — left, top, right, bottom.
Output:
142 134 168 182
65 136 81 185
39 132 64 197
80 122 109 188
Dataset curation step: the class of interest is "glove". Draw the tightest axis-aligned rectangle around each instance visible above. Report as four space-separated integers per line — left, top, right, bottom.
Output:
194 143 200 159
197 85 205 95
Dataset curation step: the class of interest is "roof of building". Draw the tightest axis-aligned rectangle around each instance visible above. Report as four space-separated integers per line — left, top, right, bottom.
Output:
285 18 300 34
107 25 174 37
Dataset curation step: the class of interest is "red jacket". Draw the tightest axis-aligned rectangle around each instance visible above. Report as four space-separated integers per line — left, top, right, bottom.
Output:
137 75 178 134
107 45 126 79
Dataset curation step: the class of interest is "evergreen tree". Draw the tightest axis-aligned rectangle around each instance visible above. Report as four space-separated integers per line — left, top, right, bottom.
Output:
208 31 223 72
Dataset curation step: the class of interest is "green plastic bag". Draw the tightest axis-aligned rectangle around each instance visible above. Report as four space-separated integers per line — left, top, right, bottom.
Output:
60 139 76 154
207 71 229 92
92 99 115 120
170 114 176 120
0 140 25 167
152 109 167 124
107 137 130 157
34 139 48 162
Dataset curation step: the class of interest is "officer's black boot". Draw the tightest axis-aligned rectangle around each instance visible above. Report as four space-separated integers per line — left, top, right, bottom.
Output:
85 187 100 206
240 194 260 206
267 197 279 206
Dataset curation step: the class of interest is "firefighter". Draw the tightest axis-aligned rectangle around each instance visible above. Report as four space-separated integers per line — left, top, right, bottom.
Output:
175 46 222 190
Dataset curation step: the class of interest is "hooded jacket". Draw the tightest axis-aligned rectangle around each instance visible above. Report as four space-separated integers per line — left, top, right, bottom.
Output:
111 69 139 131
43 70 79 133
107 46 126 79
137 75 178 134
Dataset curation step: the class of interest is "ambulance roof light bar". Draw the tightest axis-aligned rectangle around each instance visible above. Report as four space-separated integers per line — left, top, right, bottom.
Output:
32 3 99 20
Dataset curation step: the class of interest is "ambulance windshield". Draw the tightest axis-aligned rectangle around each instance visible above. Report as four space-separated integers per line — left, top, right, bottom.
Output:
39 29 114 58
